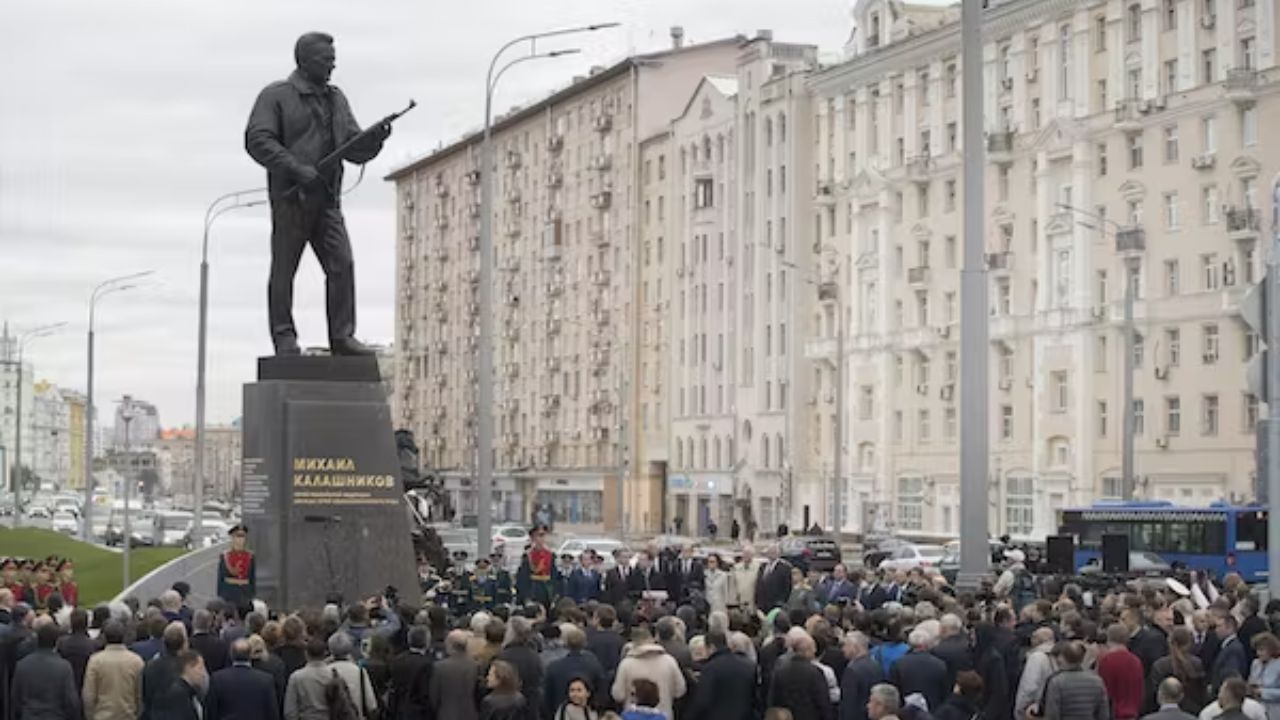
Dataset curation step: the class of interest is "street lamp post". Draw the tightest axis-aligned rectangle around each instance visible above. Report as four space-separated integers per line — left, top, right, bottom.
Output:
196 190 265 542
476 22 617 560
5 323 67 528
84 272 153 540
119 397 135 589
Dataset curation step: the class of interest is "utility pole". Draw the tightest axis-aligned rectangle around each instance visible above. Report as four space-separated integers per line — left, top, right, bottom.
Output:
956 0 990 590
1266 174 1280 599
120 397 135 590
1122 255 1140 499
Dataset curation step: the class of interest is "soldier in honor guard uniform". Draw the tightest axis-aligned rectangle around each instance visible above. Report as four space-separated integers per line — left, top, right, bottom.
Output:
55 559 78 608
516 524 560 609
491 551 515 608
448 552 472 613
31 560 57 609
217 524 257 606
2 558 31 605
468 557 498 613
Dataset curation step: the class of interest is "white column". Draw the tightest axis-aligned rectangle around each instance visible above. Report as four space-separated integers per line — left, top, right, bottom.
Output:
1176 0 1196 90
1142 1 1160 98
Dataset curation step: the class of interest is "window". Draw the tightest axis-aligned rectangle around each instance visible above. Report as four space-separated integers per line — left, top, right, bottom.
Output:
918 410 930 443
1098 400 1109 437
999 346 1014 383
1134 398 1146 435
945 63 958 98
1241 37 1256 70
1165 260 1180 296
1245 393 1260 431
1203 394 1219 436
1246 332 1261 360
999 44 1012 83
894 355 904 386
1241 107 1257 147
897 476 924 530
945 292 957 323
1164 125 1179 162
1053 249 1072 308
1097 270 1109 304
860 385 874 420
1134 331 1146 368
1051 371 1070 412
996 278 1012 315
1202 254 1220 290
1129 133 1144 169
945 180 957 213
947 122 957 152
1202 116 1217 154
945 408 957 440
1166 396 1182 435
1128 68 1142 99
893 411 904 443
1058 24 1072 100
1095 15 1108 50
1164 192 1180 229
1097 142 1108 176
1127 3 1143 42
1203 185 1221 224
1202 49 1217 85
1203 324 1219 363
1164 60 1179 95
1097 79 1109 112
1166 327 1182 366
1000 475 1035 535
694 178 714 208
1000 405 1014 440
1164 0 1177 29
1095 334 1109 371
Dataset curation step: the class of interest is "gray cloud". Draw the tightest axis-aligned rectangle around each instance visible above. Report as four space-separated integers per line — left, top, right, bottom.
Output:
0 0 850 427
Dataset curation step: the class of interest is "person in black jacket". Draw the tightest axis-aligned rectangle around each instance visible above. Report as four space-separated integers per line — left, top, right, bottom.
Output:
56 608 96 693
628 553 666 599
543 624 605 716
687 631 756 720
1238 597 1268 662
496 616 544 714
387 625 434 720
670 546 705 606
1123 607 1169 677
890 628 950 713
768 631 835 720
143 623 190 720
586 606 626 681
189 610 229 675
602 550 633 606
972 622 1010 720
755 546 794 613
204 638 280 720
931 614 973 693
150 650 207 720
1211 613 1250 693
841 631 885 720
10 621 80 720
934 670 986 720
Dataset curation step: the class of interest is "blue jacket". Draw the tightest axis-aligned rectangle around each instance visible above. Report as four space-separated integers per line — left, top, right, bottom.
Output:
566 568 601 604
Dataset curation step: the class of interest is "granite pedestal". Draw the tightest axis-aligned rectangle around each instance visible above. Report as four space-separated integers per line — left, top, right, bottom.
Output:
242 355 420 610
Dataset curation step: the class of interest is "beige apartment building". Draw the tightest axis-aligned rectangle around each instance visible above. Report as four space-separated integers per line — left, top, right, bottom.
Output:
805 0 1279 540
387 32 746 533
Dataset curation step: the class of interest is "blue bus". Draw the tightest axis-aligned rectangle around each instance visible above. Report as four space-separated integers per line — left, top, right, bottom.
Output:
1058 501 1268 582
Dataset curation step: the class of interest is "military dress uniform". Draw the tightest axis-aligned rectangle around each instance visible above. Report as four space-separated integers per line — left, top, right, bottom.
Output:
516 538 560 609
468 559 499 613
217 524 257 606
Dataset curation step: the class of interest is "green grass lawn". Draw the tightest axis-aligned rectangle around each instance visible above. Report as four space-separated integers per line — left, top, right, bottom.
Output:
0 528 186 606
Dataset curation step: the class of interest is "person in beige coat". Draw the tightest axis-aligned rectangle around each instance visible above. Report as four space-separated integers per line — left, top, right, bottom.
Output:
82 620 144 720
731 547 759 613
611 628 687 719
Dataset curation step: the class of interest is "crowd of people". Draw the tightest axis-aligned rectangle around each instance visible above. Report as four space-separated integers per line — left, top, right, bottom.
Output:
2 530 1279 720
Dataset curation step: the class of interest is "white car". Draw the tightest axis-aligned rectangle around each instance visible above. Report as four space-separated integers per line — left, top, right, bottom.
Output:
878 544 947 572
51 511 79 535
26 506 51 520
556 538 625 569
491 525 530 552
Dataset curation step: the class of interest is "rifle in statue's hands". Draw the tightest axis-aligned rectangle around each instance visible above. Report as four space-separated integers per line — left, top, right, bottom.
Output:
285 99 418 199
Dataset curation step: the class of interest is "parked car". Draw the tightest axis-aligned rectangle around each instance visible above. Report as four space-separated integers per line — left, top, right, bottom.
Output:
1079 551 1171 576
878 544 947 572
864 537 912 569
26 506 51 521
51 511 78 535
491 524 529 551
556 537 625 569
438 528 480 569
781 535 843 573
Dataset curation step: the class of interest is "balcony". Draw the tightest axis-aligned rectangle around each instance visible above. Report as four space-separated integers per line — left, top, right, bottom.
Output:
589 154 612 172
590 190 613 209
1114 100 1144 132
805 337 838 361
907 266 930 285
815 181 836 204
504 151 522 169
1190 153 1217 170
987 131 1014 164
986 251 1014 272
546 134 564 152
1115 225 1147 253
905 155 933 183
1226 207 1261 239
593 113 613 132
1225 69 1259 104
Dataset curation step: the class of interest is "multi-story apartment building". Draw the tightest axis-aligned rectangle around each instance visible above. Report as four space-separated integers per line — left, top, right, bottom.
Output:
62 390 87 491
0 323 35 477
805 0 1278 539
388 31 746 533
31 381 70 488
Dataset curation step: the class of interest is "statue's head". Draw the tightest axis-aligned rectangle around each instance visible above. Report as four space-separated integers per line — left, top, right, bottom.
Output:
294 32 336 85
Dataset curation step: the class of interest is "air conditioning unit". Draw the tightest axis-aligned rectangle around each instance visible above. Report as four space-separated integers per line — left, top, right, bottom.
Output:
1200 14 1216 29
940 384 955 402
1155 436 1170 449
998 378 1013 391
916 383 929 396
1155 366 1169 380
1191 153 1217 170
938 325 952 339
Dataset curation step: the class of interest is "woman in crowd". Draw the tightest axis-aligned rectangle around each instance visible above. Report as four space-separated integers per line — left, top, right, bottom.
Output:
481 659 532 720
1151 626 1208 714
553 677 602 720
1250 633 1280 720
704 553 733 617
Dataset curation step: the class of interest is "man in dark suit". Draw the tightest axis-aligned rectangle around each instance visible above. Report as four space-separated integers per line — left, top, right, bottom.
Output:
150 650 207 720
603 549 632 605
1194 611 1221 672
1211 613 1249 693
387 626 433 720
841 632 886 720
688 631 757 720
10 621 81 720
768 632 835 720
56 608 96 692
142 623 189 720
671 545 705 605
586 606 626 679
1141 677 1199 720
755 546 793 612
890 628 950 712
819 565 859 607
204 638 279 720
188 609 229 675
629 552 666 597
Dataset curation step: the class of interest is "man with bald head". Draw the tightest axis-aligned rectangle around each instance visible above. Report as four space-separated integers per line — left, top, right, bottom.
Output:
204 637 279 720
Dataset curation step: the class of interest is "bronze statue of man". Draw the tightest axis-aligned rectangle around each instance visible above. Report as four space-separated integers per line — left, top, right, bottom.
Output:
245 32 391 356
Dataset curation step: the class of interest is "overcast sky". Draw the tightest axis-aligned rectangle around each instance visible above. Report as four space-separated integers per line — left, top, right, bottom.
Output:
0 0 851 428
